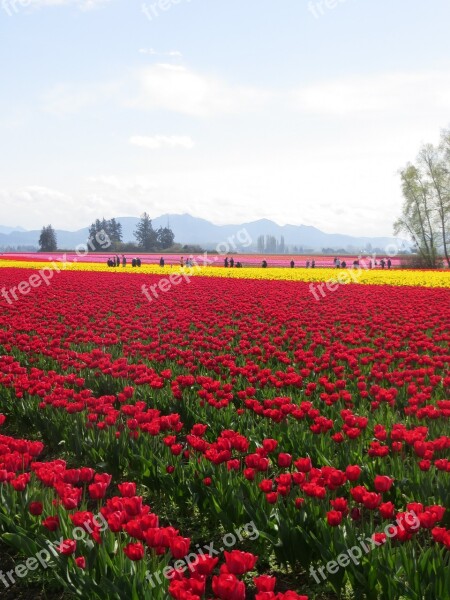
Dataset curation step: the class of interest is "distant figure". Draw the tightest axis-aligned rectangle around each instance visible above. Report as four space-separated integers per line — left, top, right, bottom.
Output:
311 260 315 268
116 255 120 267
111 257 116 267
180 256 185 267
132 258 137 268
230 257 234 268
122 254 126 268
107 258 112 267
353 260 359 269
380 259 386 269
333 257 338 266
336 258 341 268
306 260 310 268
224 257 229 268
136 258 141 267
262 259 268 268
290 260 295 268
341 260 346 269
236 261 242 268
387 258 392 269
160 257 165 267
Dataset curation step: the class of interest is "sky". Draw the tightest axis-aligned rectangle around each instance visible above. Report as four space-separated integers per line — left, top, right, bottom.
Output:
0 0 449 237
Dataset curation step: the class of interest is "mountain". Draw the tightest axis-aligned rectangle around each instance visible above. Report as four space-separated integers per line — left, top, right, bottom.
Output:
0 225 27 235
0 214 408 252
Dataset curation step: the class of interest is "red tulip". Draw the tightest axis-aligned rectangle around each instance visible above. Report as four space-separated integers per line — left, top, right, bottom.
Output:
123 542 145 561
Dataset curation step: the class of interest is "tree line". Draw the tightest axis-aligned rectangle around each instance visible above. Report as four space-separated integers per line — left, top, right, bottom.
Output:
395 128 450 268
38 213 175 253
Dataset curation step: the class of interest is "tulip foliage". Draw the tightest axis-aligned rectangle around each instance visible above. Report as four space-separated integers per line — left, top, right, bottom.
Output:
0 267 449 599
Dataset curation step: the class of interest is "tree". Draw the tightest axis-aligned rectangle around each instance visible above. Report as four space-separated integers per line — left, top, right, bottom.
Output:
109 218 123 244
134 213 158 251
156 227 175 249
257 235 265 253
265 235 277 253
88 218 123 250
38 225 57 252
395 128 450 268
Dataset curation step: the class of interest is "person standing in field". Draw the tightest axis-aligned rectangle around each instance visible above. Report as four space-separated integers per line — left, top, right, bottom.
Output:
230 257 234 268
122 254 127 268
180 256 184 267
290 260 295 268
224 257 229 267
160 257 165 267
387 258 392 269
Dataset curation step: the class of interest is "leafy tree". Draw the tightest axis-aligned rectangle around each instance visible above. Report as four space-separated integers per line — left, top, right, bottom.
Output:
156 227 175 249
395 128 450 267
38 225 57 252
394 165 439 268
257 235 265 253
134 213 158 251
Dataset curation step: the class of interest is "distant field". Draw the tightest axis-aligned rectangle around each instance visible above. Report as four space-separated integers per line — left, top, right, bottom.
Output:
0 252 403 268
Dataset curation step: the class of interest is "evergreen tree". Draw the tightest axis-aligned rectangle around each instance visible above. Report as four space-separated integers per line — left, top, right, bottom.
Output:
110 218 123 243
88 219 105 251
134 213 158 251
38 225 57 252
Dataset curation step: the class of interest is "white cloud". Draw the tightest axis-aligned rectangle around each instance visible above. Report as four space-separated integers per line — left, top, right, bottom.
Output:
139 48 183 58
0 186 73 229
26 0 111 10
131 63 274 117
291 71 450 117
129 135 194 150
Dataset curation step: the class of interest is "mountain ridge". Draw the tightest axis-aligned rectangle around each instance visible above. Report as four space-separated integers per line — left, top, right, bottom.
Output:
0 214 408 252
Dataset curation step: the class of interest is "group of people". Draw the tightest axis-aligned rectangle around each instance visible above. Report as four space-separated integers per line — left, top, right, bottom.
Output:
333 256 392 269
224 257 243 268
179 256 196 267
106 255 142 268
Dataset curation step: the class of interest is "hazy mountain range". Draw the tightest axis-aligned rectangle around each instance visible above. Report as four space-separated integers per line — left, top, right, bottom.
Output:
0 214 408 252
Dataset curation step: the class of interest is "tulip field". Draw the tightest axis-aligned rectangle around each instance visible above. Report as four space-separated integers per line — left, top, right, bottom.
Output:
0 258 449 600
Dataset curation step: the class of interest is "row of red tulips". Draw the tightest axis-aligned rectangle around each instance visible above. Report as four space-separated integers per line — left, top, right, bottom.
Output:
0 417 308 600
0 268 449 598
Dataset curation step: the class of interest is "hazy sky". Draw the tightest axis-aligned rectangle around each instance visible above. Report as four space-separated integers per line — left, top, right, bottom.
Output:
1 0 449 236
